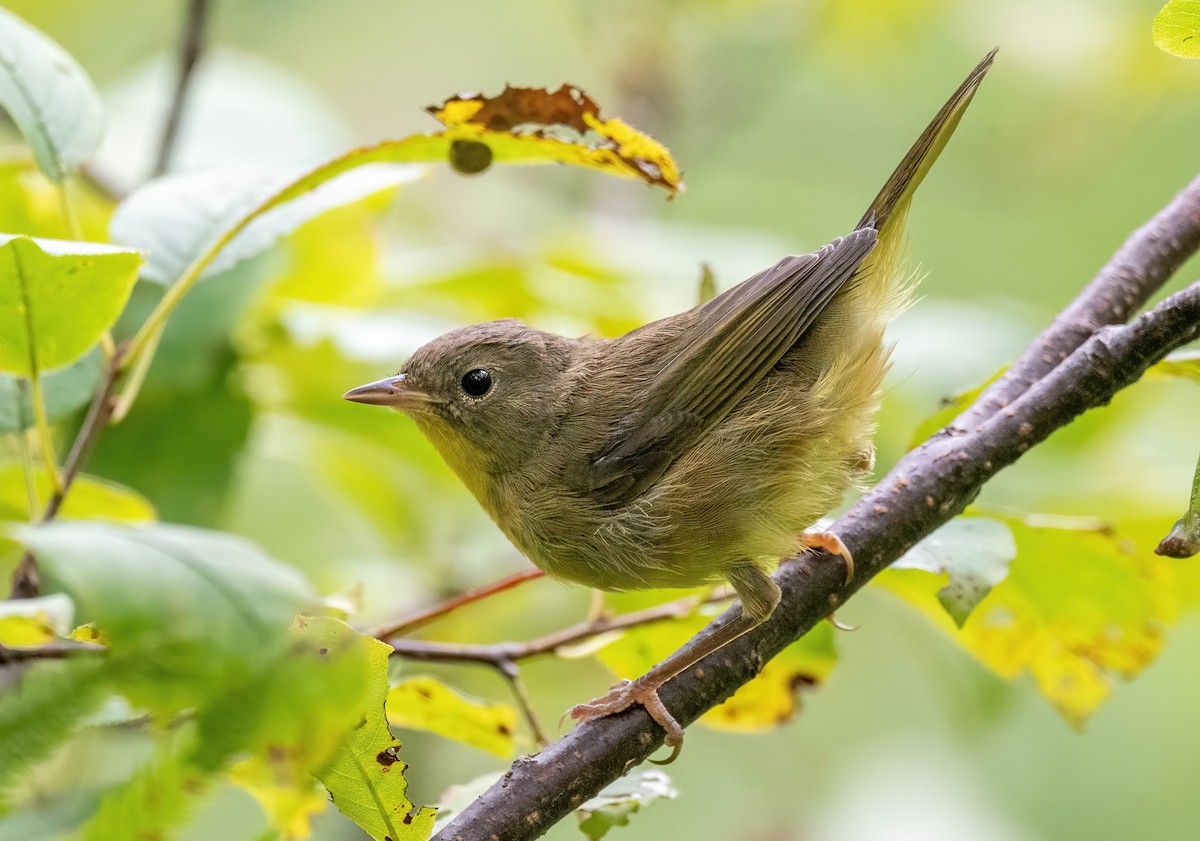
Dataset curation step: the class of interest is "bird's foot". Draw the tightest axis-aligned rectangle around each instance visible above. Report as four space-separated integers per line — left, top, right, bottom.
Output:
568 678 684 764
801 530 854 584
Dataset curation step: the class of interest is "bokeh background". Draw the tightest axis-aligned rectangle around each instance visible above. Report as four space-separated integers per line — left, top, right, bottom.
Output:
4 0 1200 839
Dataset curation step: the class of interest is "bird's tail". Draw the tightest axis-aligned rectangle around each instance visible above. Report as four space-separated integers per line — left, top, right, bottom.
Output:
859 48 997 238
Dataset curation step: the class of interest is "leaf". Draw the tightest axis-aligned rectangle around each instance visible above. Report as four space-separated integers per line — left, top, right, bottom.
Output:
0 464 155 523
576 769 677 841
0 349 101 435
884 514 1173 724
887 516 1017 626
699 623 838 732
0 659 109 806
0 592 73 647
427 85 682 193
1153 0 1200 58
0 236 140 376
109 164 419 285
13 521 317 715
1146 348 1200 383
314 627 436 841
907 366 1007 449
386 676 517 758
0 8 104 182
595 597 837 733
228 754 327 840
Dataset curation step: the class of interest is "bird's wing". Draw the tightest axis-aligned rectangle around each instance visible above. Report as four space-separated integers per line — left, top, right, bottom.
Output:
577 227 877 507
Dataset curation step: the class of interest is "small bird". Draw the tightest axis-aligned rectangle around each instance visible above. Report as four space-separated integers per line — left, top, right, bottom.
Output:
345 51 995 759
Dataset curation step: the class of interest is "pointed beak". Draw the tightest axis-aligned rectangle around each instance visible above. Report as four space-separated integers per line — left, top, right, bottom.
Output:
342 374 432 411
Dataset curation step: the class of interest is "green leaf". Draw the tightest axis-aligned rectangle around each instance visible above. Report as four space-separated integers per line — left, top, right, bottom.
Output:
14 521 317 714
907 365 1006 449
314 628 436 841
109 164 419 285
0 8 104 182
576 770 677 841
0 464 155 523
386 676 518 758
888 515 1017 626
0 236 140 376
0 349 101 435
1146 349 1200 384
0 659 109 807
1154 0 1200 58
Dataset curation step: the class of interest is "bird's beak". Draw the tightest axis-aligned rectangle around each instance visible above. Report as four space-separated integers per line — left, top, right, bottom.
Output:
342 374 432 411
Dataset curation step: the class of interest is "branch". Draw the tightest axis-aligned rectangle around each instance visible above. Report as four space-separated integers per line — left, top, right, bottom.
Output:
152 0 211 178
954 173 1200 431
373 568 544 640
435 270 1200 840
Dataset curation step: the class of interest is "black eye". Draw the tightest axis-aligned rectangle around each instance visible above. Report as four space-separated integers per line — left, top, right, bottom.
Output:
460 368 493 397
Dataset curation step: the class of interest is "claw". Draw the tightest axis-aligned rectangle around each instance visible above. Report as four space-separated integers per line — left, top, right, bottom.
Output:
801 531 854 584
568 677 684 762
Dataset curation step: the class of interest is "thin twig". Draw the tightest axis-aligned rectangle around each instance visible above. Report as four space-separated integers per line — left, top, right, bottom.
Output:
497 660 550 748
953 174 1200 432
152 0 211 177
434 276 1200 840
373 568 545 640
388 591 727 667
10 345 126 598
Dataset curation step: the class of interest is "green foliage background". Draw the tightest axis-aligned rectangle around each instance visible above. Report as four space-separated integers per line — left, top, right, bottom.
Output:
2 0 1200 839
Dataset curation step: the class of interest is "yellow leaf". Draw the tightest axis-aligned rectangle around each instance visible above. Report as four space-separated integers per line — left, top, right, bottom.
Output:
0 464 155 523
595 601 839 733
879 515 1174 725
700 624 837 732
1154 0 1200 58
228 753 327 841
427 84 682 194
386 676 518 758
0 592 73 646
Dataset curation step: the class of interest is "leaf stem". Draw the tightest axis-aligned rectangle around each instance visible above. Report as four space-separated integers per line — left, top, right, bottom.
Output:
373 568 545 640
58 177 82 240
13 379 39 519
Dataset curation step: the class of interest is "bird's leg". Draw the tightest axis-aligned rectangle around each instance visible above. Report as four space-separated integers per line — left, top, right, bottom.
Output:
568 565 780 764
800 530 854 583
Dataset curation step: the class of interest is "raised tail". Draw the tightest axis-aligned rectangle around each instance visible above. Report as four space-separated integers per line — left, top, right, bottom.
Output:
859 48 997 236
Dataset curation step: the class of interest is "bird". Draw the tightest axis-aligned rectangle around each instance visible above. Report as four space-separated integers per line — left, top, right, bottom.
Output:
344 50 996 761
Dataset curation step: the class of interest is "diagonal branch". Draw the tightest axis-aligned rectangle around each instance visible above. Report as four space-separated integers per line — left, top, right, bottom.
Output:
152 0 211 178
435 269 1200 837
954 173 1200 431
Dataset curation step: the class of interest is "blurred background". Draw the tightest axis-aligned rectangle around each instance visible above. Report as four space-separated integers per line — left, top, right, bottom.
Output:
4 0 1200 838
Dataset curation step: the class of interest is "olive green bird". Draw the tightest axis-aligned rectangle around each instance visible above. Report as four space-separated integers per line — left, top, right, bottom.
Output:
346 50 996 759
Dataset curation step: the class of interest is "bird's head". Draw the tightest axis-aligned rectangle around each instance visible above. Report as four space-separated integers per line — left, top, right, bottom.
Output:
343 319 577 478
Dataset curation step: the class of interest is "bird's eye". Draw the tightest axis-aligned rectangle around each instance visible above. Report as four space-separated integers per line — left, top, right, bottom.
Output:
460 368 493 397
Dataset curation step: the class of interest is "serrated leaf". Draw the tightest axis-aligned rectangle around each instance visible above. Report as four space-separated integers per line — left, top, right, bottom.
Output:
1153 0 1200 58
0 349 101 436
386 676 517 758
0 236 140 376
14 521 316 715
887 516 1017 626
314 628 435 841
884 514 1173 724
0 464 155 523
0 8 104 182
576 770 677 841
109 164 419 286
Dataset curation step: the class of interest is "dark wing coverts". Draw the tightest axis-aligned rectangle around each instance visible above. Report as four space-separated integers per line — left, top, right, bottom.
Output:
578 227 878 507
